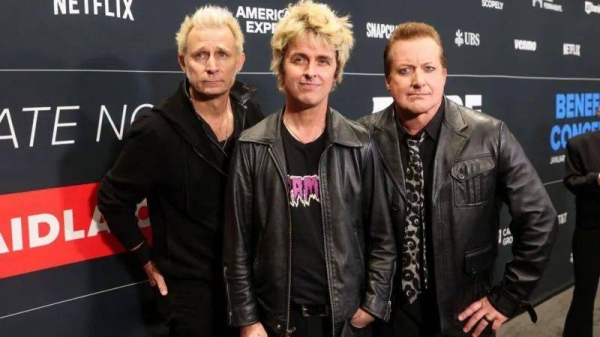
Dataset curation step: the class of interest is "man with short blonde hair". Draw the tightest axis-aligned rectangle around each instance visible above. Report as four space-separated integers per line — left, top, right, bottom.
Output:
98 5 262 337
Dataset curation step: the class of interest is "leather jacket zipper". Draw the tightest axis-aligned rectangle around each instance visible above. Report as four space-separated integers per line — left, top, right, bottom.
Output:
318 143 337 335
268 147 295 336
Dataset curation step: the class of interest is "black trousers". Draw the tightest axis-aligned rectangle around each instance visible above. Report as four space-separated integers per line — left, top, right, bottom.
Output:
563 227 600 337
372 294 494 337
373 295 441 337
156 277 236 337
265 306 372 337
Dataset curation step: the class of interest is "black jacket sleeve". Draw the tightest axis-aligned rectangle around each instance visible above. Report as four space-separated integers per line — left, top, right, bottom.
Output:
488 123 558 320
223 142 260 327
360 139 397 321
97 114 162 265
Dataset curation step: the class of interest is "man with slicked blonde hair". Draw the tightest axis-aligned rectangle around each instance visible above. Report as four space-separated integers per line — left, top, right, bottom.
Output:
224 1 395 337
98 5 262 337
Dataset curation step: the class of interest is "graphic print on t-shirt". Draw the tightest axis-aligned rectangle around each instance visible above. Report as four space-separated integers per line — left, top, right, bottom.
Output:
288 175 320 207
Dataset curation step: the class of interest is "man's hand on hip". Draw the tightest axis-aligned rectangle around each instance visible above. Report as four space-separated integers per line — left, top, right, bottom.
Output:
143 261 168 296
458 296 508 337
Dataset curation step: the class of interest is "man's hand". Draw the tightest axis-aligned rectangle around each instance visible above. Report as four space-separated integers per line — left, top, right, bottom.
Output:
143 261 168 296
240 322 268 337
596 173 600 186
458 296 508 337
350 308 375 329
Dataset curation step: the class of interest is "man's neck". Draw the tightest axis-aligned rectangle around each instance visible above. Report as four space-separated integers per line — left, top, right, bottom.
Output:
395 100 442 136
189 88 230 119
189 87 233 141
283 99 328 128
282 100 328 143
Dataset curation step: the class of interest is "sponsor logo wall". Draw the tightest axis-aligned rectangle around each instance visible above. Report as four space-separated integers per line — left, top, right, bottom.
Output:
454 29 481 47
0 0 598 335
585 1 600 14
563 43 582 56
514 39 537 51
235 6 288 34
53 0 135 20
533 0 564 12
481 0 504 10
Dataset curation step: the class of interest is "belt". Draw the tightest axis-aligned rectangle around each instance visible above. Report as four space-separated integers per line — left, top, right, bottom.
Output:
292 303 331 317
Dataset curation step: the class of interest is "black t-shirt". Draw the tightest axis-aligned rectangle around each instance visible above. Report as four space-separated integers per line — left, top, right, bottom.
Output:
196 104 241 173
281 123 329 305
185 80 241 173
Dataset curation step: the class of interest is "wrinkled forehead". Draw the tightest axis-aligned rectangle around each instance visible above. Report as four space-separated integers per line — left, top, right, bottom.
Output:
390 37 443 63
186 26 236 50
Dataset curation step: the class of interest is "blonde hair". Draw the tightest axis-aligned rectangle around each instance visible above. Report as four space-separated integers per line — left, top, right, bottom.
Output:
384 22 446 77
270 0 354 91
176 5 244 55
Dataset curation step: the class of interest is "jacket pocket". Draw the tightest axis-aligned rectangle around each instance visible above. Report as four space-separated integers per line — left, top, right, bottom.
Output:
454 242 497 322
464 241 497 277
464 241 497 303
451 155 495 207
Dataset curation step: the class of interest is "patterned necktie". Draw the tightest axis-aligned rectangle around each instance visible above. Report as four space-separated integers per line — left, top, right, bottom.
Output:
402 132 428 304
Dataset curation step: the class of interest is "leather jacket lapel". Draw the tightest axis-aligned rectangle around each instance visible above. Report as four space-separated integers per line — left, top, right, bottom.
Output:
373 106 407 201
432 97 468 201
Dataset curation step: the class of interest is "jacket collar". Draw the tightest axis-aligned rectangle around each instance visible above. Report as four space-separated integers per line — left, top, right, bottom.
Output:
230 80 257 106
372 103 407 200
431 97 469 200
440 96 468 133
372 96 469 201
241 107 362 148
239 106 362 196
153 79 257 175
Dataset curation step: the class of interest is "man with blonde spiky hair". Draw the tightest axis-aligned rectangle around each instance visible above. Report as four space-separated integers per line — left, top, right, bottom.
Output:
224 1 395 337
98 5 262 337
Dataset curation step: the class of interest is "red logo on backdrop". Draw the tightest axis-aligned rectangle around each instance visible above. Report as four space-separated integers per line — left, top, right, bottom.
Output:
0 183 151 279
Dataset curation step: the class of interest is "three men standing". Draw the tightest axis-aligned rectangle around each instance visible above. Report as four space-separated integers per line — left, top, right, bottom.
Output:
99 4 559 337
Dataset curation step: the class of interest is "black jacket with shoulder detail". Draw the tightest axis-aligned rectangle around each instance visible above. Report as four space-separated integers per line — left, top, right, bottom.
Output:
223 109 396 334
359 97 558 336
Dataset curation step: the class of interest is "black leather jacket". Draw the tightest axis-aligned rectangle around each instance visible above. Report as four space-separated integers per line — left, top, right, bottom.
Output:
223 109 396 335
360 98 558 336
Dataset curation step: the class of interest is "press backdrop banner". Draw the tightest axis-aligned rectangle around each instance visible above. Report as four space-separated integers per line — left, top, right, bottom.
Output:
1 0 599 335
